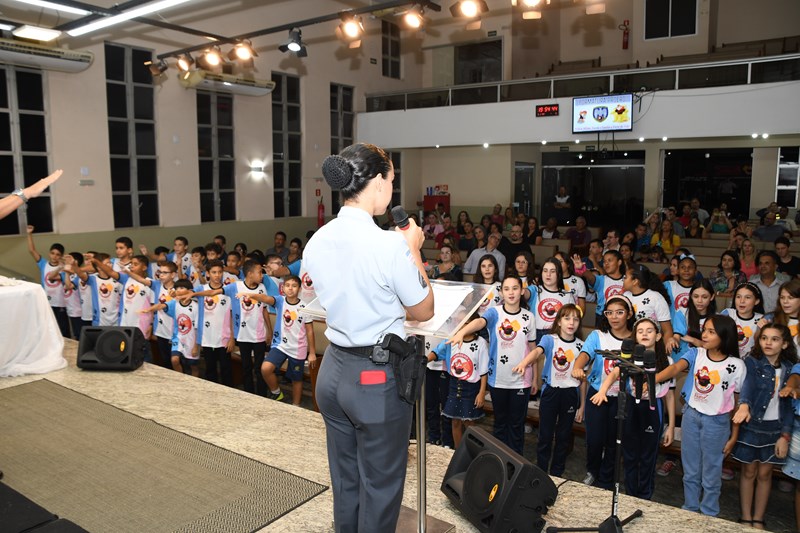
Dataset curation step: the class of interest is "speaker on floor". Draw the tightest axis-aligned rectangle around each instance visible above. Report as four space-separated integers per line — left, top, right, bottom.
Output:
441 426 558 533
77 326 146 371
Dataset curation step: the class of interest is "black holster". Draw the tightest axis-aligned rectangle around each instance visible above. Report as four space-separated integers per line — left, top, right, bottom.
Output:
382 334 426 405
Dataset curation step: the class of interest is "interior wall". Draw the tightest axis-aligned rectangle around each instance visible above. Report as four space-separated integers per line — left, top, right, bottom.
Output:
631 0 713 66
418 145 513 207
559 0 634 67
714 0 800 46
511 7 561 79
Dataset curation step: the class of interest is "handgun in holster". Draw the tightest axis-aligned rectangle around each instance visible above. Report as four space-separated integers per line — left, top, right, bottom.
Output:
381 333 426 405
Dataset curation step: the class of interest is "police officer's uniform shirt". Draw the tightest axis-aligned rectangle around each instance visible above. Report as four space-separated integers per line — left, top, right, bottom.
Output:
665 280 692 315
680 347 746 416
151 281 175 339
87 274 123 326
303 206 429 347
166 299 198 358
78 275 93 322
270 295 310 360
223 281 268 343
196 283 232 349
298 265 317 305
540 334 583 389
478 281 503 315
118 273 154 336
623 289 671 323
482 306 536 389
37 258 66 307
63 274 82 318
529 286 576 331
431 337 489 384
719 308 764 358
563 275 586 300
167 252 192 277
583 330 626 396
590 274 624 312
425 335 446 371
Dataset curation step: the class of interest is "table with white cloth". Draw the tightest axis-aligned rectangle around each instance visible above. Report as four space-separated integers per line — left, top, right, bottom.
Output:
0 280 66 377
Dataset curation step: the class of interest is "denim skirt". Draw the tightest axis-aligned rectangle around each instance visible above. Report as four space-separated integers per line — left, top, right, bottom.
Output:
442 378 485 421
731 418 784 465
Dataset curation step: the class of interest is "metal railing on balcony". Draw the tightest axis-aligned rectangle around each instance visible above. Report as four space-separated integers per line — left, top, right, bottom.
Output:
365 53 800 112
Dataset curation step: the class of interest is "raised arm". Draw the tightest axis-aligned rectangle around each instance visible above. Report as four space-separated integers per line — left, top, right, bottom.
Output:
512 346 544 374
0 170 62 221
655 358 689 383
26 225 41 262
92 258 120 280
448 317 488 348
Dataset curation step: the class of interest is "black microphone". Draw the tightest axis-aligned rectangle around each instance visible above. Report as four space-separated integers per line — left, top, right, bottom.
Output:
633 344 646 403
391 205 410 230
619 338 635 360
644 349 658 410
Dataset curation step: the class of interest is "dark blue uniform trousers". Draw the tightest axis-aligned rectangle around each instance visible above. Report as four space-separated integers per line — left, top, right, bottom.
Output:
583 386 618 489
316 344 414 533
425 368 453 447
537 386 580 476
622 396 663 500
489 386 531 455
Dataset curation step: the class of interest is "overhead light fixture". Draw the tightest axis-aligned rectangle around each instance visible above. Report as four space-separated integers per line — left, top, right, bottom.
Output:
751 133 758 138
176 53 194 71
228 40 257 61
662 136 668 141
762 133 769 139
574 139 580 144
585 1 606 15
338 14 364 48
483 142 489 148
279 28 307 57
10 0 90 16
201 46 223 67
404 5 425 29
67 0 193 37
522 10 542 19
0 22 17 31
145 58 168 76
250 159 266 173
12 24 61 41
638 137 645 142
450 0 488 18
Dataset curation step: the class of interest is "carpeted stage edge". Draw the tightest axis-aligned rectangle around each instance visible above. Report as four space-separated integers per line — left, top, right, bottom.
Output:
0 379 327 533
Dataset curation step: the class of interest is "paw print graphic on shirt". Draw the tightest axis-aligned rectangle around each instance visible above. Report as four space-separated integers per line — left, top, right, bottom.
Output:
522 313 530 322
425 342 431 351
636 311 647 319
642 298 650 305
721 381 729 391
577 341 584 351
469 343 478 352
282 336 288 344
204 321 210 329
725 364 736 374
488 367 494 376
522 326 530 335
500 354 509 364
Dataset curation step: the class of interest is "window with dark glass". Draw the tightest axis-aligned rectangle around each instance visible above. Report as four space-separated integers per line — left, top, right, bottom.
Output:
382 20 401 79
197 91 236 222
330 83 354 214
0 66 52 236
272 72 302 218
645 0 697 40
105 42 158 228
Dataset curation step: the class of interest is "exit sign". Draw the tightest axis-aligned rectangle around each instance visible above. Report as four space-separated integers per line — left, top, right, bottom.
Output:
536 104 559 117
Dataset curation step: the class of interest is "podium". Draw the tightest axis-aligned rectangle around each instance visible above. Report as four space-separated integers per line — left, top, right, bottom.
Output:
302 279 493 533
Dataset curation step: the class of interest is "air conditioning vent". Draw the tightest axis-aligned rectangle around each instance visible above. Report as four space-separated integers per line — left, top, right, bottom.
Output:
177 70 275 97
0 38 93 73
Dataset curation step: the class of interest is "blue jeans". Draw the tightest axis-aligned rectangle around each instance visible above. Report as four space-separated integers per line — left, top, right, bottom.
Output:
681 406 730 516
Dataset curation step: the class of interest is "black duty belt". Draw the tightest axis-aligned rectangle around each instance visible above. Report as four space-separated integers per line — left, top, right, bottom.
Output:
332 343 378 358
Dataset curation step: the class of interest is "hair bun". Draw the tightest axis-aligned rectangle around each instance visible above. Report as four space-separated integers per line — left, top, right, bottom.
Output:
322 155 353 190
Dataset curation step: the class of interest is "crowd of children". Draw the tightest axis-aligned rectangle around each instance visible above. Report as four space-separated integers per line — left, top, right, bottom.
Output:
27 202 800 530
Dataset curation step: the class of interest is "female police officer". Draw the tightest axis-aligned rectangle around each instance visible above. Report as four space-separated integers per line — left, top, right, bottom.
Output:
304 143 434 532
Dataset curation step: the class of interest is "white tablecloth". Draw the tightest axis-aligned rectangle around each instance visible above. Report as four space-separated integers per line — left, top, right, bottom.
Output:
0 281 66 377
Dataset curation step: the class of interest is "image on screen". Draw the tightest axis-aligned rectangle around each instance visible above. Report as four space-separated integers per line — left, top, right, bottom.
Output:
572 94 633 134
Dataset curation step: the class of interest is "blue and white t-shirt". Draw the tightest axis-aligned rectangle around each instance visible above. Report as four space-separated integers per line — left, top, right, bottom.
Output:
431 336 489 384
196 283 232 349
719 308 763 358
529 286 576 331
165 299 199 358
482 306 536 389
540 334 584 390
270 295 310 360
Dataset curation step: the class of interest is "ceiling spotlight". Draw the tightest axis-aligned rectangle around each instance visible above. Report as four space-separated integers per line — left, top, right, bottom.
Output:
623 152 628 156
541 140 547 145
574 139 580 144
450 0 488 18
662 136 668 141
483 142 489 148
228 40 257 61
279 28 307 57
751 133 759 138
522 10 542 19
338 14 365 48
404 5 425 28
638 137 644 142
761 133 769 139
12 24 61 41
176 53 194 71
145 58 168 76
578 154 583 159
585 1 606 15
200 46 223 67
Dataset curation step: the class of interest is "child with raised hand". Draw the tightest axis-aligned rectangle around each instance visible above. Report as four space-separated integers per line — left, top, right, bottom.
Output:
529 257 576 341
476 254 503 314
730 323 796 529
140 279 200 376
655 314 746 516
449 275 536 454
590 317 676 500
260 275 317 405
195 260 235 386
771 279 800 352
779 363 800 532
26 225 69 336
622 265 678 353
720 282 767 358
74 252 123 327
572 250 626 325
554 252 586 314
572 294 634 488
428 313 489 448
512 304 584 476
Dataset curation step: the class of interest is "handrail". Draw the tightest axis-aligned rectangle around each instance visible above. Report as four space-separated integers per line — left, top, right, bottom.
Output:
0 264 31 281
365 52 800 109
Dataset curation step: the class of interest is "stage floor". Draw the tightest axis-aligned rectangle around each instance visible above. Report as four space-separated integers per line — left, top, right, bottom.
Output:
0 341 756 532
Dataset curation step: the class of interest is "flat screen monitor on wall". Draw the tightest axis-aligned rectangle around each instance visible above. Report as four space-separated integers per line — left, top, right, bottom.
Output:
572 94 633 134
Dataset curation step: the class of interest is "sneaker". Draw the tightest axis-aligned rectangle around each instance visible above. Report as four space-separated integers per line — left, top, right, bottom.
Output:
270 391 284 401
524 423 533 434
582 472 595 486
721 466 735 481
656 459 679 477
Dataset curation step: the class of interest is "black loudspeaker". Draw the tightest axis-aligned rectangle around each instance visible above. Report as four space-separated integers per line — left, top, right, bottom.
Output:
77 326 146 371
441 427 558 533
